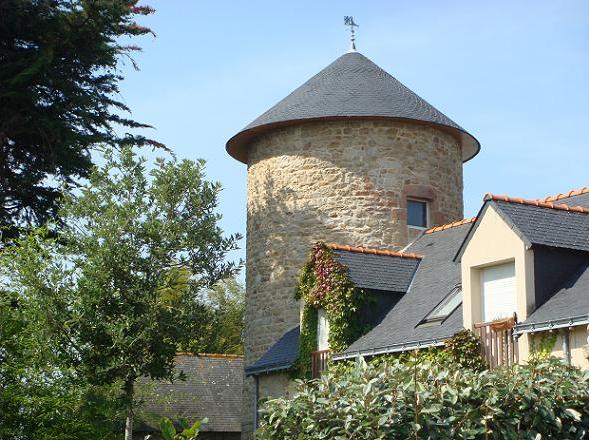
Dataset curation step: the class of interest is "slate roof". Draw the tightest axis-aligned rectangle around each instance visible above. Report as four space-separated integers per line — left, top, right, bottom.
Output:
332 247 420 293
336 223 471 359
245 326 299 376
136 354 242 433
490 199 589 253
522 261 589 325
226 51 479 163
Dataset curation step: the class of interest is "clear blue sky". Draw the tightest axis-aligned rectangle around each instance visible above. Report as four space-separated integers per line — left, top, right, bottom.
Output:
119 0 589 263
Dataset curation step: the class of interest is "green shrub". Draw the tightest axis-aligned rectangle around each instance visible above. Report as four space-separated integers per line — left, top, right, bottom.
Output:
258 357 589 439
147 417 206 440
444 329 487 372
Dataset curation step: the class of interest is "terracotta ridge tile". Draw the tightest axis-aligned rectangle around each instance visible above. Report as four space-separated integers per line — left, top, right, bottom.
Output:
540 186 589 203
175 352 244 359
327 243 422 260
484 193 589 214
425 217 477 234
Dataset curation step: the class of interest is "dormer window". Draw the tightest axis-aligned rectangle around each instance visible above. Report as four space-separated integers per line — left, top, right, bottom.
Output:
418 285 462 326
407 199 429 229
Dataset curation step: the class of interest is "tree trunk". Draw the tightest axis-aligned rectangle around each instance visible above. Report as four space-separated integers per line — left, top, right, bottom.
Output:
124 379 135 440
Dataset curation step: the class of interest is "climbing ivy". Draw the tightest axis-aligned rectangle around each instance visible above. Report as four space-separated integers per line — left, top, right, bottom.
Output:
530 332 558 360
292 305 318 379
292 242 370 378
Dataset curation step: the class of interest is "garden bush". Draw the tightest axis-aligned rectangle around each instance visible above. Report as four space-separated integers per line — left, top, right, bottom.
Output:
258 356 589 439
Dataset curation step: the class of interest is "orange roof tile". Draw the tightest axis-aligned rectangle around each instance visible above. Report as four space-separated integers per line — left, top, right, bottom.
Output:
175 352 244 359
425 217 477 234
484 194 589 214
328 243 422 260
540 187 589 203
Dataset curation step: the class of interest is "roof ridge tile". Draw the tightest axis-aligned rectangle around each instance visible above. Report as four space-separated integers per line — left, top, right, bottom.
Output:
540 187 589 203
328 243 422 260
175 352 244 359
484 193 589 214
425 217 477 234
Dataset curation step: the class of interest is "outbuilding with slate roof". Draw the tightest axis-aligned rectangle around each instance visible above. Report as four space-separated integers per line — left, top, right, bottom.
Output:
134 354 243 440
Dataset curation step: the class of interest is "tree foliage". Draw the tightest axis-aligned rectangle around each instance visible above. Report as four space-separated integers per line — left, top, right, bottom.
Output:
259 357 589 439
0 0 159 237
0 146 241 437
152 417 207 440
179 276 245 355
0 290 122 439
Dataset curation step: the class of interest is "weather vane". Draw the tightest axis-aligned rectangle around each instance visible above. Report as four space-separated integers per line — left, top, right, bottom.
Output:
344 16 359 52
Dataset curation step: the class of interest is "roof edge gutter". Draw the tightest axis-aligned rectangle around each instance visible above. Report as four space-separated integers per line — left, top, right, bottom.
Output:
514 315 589 335
245 363 293 377
332 337 447 361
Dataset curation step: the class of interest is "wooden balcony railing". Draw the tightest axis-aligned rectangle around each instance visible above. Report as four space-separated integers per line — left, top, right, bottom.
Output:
474 313 518 370
311 350 330 378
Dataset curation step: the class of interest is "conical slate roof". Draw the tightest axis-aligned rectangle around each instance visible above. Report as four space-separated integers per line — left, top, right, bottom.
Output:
226 51 479 163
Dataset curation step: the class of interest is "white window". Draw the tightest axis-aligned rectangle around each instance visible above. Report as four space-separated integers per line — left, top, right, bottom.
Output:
407 199 428 229
419 285 462 325
317 309 330 351
481 262 517 322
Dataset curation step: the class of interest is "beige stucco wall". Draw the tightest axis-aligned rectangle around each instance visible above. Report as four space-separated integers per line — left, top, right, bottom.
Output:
461 205 589 370
242 119 464 437
461 204 535 360
538 327 589 370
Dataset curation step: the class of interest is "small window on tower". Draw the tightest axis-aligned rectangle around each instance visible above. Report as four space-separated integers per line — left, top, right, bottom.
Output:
407 199 428 228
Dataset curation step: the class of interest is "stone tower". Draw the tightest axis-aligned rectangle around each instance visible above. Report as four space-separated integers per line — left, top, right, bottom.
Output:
226 51 479 436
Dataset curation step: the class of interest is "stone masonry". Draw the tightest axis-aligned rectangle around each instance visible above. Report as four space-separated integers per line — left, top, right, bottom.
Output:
241 119 464 437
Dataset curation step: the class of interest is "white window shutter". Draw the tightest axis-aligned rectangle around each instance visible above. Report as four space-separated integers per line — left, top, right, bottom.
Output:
481 262 517 322
317 309 330 351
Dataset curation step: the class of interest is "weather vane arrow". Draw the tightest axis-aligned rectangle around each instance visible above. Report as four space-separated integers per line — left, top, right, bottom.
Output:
344 16 359 52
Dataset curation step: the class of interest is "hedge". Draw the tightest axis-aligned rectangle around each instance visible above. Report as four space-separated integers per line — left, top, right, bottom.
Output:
258 356 589 439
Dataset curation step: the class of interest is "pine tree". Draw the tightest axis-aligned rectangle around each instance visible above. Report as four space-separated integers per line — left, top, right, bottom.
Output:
0 0 160 238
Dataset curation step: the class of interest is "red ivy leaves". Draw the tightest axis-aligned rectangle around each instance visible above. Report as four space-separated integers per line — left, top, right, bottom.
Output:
310 242 346 304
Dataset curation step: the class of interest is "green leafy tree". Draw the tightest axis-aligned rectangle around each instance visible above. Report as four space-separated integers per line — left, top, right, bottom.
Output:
0 147 241 439
0 290 122 439
180 276 245 355
0 0 159 238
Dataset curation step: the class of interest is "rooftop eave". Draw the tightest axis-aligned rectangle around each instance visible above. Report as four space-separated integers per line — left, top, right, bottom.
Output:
245 362 293 377
226 115 480 164
514 315 589 335
332 337 447 361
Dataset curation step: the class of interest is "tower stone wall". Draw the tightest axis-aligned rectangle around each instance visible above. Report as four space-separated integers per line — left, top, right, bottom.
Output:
241 119 464 437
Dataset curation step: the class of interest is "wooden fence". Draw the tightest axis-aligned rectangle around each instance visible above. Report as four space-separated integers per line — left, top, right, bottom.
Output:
311 350 330 378
474 314 518 370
